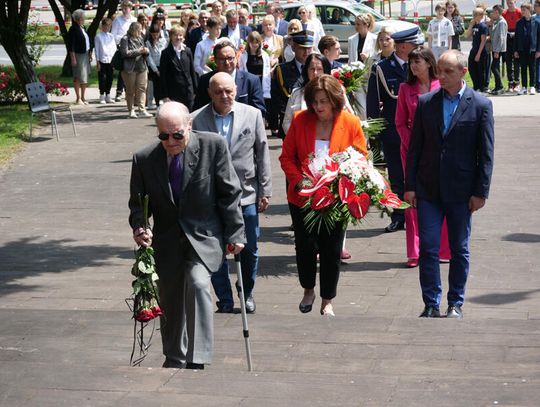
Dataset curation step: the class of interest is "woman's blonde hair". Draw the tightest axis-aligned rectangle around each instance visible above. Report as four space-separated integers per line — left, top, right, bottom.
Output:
169 24 186 37
355 13 375 32
287 19 302 35
127 21 142 37
375 26 396 52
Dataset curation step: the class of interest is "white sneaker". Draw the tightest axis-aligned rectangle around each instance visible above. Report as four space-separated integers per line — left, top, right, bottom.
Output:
99 94 106 104
115 95 122 102
138 109 153 118
128 110 138 119
105 94 115 104
519 88 527 95
530 87 536 95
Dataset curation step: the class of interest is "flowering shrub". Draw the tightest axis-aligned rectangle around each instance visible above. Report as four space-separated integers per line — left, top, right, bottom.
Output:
0 66 69 105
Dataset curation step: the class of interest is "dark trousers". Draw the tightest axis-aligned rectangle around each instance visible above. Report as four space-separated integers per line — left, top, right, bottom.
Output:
417 199 472 308
468 52 486 91
116 70 125 95
148 70 162 105
518 51 536 89
483 51 492 90
505 34 520 86
289 203 345 300
536 56 540 88
380 137 405 224
98 62 114 95
491 52 504 90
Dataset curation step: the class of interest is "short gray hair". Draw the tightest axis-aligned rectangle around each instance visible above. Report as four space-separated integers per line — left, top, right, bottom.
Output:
72 9 85 23
442 49 468 69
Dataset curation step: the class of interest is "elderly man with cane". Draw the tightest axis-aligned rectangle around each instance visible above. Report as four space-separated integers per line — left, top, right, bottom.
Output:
128 101 246 369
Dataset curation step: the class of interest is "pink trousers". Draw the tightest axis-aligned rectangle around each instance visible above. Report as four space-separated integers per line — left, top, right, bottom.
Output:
405 207 451 261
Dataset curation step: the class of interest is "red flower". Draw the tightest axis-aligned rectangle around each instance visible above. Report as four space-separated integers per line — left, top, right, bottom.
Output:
347 192 370 219
135 308 155 322
151 306 163 317
332 71 340 78
263 42 269 49
311 186 335 210
338 176 355 203
379 189 402 209
338 79 344 86
344 71 352 79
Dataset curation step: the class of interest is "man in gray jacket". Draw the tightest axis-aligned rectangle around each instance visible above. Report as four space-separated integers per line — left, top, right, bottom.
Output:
129 101 245 369
490 5 508 94
192 72 272 314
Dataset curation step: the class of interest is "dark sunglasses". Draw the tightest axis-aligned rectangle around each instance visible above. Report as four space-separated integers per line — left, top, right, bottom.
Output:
158 131 185 141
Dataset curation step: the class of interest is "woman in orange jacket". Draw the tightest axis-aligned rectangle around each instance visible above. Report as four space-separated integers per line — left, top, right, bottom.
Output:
279 74 367 317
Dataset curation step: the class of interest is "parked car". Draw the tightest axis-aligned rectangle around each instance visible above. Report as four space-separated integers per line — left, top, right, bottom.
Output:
282 1 417 57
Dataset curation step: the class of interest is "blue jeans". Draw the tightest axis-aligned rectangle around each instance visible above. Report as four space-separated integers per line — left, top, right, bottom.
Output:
211 203 259 309
417 199 472 308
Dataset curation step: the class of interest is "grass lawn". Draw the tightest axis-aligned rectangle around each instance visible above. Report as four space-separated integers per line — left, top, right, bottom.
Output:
0 104 30 167
36 65 100 88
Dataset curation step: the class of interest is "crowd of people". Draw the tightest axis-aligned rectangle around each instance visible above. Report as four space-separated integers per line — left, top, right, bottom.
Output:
98 0 498 369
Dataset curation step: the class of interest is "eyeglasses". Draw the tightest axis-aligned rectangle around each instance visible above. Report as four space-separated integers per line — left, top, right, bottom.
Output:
216 56 235 62
158 131 185 141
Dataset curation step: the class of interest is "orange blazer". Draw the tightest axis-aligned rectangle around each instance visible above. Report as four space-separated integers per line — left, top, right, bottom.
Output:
279 109 368 207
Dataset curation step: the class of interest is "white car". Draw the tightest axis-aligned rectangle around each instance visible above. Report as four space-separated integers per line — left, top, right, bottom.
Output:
281 1 418 57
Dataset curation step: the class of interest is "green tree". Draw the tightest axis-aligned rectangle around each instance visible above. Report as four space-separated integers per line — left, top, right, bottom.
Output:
0 0 38 85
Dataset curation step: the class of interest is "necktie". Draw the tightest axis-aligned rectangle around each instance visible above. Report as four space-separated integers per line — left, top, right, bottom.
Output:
403 62 408 72
169 154 182 204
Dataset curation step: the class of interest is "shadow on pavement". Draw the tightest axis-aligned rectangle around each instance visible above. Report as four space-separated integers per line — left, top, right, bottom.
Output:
468 288 540 305
502 233 540 243
0 236 130 295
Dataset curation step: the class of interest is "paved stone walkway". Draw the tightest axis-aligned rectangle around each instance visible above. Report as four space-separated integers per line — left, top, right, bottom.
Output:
0 91 539 406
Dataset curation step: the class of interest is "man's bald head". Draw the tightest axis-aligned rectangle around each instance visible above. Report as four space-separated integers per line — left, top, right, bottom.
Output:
156 101 190 126
209 72 237 115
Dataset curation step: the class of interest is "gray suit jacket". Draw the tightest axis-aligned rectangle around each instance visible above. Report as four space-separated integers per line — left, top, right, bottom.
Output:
191 102 272 206
128 131 246 274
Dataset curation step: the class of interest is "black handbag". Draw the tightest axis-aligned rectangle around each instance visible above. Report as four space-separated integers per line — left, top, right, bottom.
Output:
111 50 123 71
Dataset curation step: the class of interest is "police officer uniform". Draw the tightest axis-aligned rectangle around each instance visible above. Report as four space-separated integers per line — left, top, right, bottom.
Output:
270 30 314 139
366 27 424 232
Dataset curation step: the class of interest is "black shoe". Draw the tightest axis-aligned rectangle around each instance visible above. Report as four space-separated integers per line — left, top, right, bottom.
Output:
186 362 204 370
162 358 185 369
299 294 316 313
245 295 256 313
446 304 463 319
216 304 234 313
385 220 405 233
419 306 440 318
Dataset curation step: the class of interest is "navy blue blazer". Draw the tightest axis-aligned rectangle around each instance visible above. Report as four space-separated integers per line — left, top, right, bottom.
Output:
220 25 252 42
366 53 407 145
193 70 266 115
187 27 206 55
405 87 495 203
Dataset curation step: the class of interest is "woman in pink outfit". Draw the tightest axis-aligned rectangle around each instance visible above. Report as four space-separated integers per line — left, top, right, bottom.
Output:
396 46 451 268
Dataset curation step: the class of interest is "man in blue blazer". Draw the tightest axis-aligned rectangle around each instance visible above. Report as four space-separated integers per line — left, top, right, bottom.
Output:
187 10 210 55
405 50 495 319
220 9 252 49
193 40 266 115
257 5 288 36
